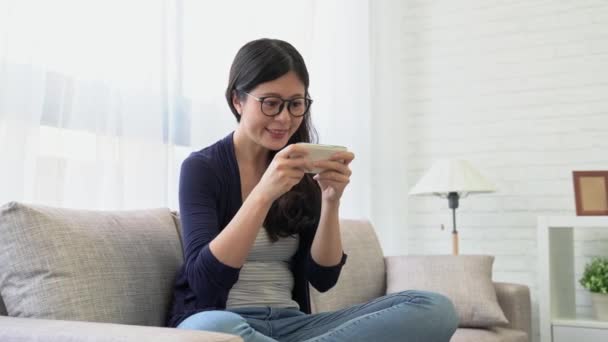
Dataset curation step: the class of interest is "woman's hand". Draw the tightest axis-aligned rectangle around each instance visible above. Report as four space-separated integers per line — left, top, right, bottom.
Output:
252 144 313 204
312 151 355 203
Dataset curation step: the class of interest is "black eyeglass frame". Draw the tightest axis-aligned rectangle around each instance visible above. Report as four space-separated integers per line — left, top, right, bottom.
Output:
243 91 313 117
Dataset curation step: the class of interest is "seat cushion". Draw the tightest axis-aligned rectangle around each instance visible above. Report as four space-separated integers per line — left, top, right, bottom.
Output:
0 202 183 326
451 327 527 342
386 255 508 328
310 219 386 313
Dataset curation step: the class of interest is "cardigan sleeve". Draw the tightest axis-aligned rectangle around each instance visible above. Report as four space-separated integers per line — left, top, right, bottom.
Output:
178 155 240 301
306 252 348 292
300 224 348 293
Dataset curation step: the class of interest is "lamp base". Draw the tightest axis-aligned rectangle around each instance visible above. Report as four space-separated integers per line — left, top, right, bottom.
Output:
452 231 459 255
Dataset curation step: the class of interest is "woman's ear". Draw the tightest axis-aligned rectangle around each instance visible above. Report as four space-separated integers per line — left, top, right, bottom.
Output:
232 91 243 115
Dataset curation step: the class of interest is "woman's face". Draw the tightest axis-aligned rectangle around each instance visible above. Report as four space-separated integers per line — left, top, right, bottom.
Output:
234 71 307 151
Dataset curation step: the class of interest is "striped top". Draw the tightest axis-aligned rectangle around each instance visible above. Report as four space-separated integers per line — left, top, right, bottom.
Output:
226 228 300 309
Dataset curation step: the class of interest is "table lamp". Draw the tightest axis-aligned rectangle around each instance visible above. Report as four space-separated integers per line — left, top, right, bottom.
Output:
409 159 496 255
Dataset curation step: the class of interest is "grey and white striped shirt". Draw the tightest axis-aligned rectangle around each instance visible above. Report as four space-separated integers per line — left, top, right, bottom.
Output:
226 227 300 309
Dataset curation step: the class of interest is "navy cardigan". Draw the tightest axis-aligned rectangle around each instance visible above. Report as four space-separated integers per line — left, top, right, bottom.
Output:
166 132 347 328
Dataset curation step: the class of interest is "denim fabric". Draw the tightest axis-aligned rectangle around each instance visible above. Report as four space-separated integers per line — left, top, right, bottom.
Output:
177 290 459 342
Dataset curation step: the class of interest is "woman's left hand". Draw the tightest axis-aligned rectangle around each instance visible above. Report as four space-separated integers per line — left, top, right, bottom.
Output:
312 151 355 203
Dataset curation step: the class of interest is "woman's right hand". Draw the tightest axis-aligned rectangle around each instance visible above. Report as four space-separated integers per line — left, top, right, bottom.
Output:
252 144 313 203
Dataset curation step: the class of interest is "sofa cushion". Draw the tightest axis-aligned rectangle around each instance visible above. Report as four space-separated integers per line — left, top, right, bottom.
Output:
0 202 183 326
310 219 386 313
0 316 243 342
386 255 508 328
451 327 527 342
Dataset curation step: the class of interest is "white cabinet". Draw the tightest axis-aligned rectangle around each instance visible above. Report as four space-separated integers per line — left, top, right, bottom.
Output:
538 216 608 342
552 321 608 342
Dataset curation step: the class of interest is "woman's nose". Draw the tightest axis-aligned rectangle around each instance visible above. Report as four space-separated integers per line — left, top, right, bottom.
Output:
274 105 291 122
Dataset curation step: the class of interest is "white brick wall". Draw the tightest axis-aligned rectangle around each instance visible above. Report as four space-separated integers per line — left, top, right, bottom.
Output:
402 1 608 341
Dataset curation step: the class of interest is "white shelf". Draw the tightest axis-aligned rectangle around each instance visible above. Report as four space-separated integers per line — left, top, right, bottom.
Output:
537 216 608 342
540 216 608 228
553 318 608 329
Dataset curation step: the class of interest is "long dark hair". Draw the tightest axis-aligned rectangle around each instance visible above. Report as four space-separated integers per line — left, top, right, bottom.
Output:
226 38 321 242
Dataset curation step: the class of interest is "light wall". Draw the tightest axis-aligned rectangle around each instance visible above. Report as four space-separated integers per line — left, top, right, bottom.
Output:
369 0 410 257
401 1 608 341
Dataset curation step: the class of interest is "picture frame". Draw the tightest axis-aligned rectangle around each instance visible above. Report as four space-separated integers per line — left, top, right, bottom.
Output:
573 171 608 216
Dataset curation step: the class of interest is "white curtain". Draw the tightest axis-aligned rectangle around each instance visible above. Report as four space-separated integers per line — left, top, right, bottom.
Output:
0 0 375 219
0 0 184 210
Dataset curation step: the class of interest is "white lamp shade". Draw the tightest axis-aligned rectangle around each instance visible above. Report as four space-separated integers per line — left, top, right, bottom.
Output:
409 159 496 196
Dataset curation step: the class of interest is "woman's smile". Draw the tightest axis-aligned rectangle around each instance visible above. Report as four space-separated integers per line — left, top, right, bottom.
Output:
266 128 289 140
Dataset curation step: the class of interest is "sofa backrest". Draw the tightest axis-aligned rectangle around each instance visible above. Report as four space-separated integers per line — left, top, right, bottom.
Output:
0 202 183 326
310 219 386 313
0 206 387 322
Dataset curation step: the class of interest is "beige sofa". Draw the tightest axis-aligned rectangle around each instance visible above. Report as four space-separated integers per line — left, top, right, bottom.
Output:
309 220 532 342
0 202 530 341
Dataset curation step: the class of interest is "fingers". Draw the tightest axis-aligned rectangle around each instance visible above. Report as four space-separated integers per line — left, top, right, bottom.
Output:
312 151 355 172
274 144 314 171
271 159 311 180
313 171 350 184
278 157 314 173
276 144 310 159
312 160 351 176
330 151 355 165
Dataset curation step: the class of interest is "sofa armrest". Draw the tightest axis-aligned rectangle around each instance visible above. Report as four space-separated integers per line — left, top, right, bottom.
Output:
0 316 242 342
494 282 531 340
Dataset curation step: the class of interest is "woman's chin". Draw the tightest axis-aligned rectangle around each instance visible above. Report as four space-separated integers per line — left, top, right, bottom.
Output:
263 135 291 150
265 141 288 151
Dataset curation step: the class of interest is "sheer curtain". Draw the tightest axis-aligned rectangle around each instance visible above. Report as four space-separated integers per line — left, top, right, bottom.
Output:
0 0 375 218
0 0 185 210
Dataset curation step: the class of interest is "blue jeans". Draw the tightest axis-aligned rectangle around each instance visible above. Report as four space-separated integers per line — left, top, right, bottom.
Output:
177 290 458 342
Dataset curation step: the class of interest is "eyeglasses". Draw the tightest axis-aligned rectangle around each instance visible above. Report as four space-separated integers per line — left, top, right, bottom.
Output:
243 92 313 117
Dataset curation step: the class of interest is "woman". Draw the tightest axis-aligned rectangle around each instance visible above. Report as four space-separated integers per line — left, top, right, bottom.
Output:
167 38 458 342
